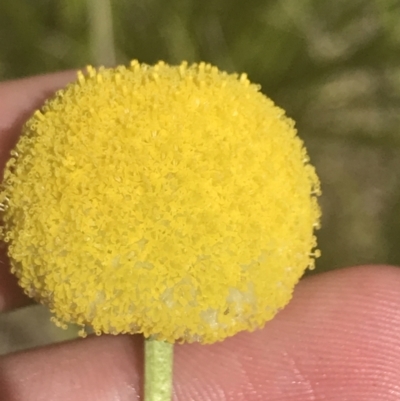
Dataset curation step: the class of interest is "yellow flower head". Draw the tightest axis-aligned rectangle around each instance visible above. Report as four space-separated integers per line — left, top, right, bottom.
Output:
0 61 321 343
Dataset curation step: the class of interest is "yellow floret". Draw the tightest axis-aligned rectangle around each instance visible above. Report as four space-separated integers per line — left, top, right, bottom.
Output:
0 61 321 343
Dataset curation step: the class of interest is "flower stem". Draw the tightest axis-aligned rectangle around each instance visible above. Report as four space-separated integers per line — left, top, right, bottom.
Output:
144 337 174 401
87 0 116 66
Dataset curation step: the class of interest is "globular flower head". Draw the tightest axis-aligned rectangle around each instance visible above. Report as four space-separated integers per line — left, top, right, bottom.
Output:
0 61 321 343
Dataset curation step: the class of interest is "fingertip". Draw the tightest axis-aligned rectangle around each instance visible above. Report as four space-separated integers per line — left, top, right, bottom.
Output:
0 335 143 401
2 266 400 400
174 264 400 400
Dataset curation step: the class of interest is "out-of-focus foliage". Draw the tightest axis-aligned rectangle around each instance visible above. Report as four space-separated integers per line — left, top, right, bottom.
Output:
1 0 400 351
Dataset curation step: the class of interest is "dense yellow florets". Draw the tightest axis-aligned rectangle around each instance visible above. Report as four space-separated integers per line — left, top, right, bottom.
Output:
0 61 320 343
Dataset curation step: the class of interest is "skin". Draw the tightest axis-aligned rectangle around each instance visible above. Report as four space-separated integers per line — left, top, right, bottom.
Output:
0 73 400 401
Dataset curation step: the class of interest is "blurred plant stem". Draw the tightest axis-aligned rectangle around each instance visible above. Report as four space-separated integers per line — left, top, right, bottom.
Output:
87 0 116 66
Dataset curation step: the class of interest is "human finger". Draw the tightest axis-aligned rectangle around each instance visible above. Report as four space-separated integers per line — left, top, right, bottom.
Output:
1 265 399 400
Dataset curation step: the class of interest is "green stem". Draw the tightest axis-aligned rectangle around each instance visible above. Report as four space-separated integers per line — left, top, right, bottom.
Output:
144 338 174 401
87 0 116 66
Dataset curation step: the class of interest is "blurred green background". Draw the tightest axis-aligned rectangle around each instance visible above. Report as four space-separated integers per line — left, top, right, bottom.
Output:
1 0 400 353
